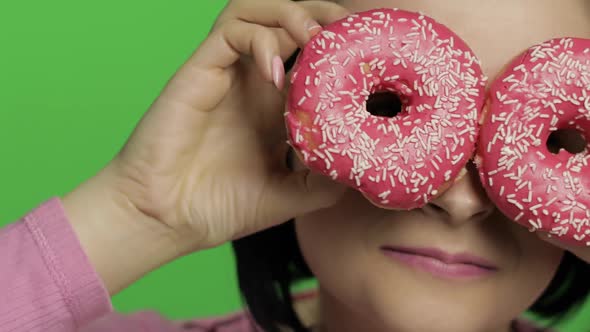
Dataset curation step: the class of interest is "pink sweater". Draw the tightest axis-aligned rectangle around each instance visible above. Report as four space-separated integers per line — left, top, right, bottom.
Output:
0 197 554 332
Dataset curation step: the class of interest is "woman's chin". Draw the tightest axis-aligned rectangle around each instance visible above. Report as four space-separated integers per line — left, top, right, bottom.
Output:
372 307 498 332
363 287 507 332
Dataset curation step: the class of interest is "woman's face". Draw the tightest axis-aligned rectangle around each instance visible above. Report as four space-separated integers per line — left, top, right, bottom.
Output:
292 1 590 331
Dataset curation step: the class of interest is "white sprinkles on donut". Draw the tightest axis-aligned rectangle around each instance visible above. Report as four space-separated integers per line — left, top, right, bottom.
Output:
285 8 487 209
477 37 590 245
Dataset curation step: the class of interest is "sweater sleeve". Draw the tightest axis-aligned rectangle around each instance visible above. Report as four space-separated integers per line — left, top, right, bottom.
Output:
0 197 113 332
0 197 262 332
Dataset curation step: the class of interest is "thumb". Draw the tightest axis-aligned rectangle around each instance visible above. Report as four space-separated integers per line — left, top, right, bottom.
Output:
262 169 347 224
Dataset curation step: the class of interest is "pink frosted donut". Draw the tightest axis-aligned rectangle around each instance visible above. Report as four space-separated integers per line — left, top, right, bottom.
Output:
477 38 590 245
285 8 487 209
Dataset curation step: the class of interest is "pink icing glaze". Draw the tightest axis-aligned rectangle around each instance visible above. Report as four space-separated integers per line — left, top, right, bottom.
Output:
477 38 590 245
285 8 487 209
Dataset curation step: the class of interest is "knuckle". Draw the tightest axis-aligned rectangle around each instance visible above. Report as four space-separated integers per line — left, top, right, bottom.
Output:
253 28 276 49
302 1 349 21
218 18 239 33
210 19 234 41
281 1 310 24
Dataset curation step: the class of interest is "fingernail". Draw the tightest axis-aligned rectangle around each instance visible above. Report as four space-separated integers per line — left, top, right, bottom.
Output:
305 20 322 38
272 55 284 90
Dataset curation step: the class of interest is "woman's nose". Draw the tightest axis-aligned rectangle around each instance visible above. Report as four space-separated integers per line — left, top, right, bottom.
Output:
422 161 495 226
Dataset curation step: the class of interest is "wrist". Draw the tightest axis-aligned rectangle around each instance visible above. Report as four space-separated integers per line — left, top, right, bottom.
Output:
61 164 190 295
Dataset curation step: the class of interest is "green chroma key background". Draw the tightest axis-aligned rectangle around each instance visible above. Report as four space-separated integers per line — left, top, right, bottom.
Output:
0 1 589 330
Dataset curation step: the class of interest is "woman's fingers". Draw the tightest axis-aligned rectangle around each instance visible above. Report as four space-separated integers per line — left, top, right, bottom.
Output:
231 0 321 46
190 0 350 74
217 19 282 83
165 0 351 110
229 0 349 46
297 1 350 27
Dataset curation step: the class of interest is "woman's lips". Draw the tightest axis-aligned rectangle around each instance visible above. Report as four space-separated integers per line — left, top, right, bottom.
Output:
380 245 498 279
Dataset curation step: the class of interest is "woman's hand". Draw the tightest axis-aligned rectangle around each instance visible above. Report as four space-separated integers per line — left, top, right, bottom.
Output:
63 0 350 295
111 0 348 250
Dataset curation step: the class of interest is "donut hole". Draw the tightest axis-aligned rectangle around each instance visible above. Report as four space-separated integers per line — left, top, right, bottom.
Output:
546 128 587 154
366 91 403 118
